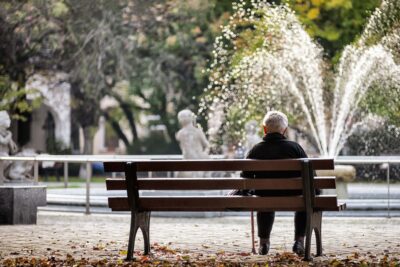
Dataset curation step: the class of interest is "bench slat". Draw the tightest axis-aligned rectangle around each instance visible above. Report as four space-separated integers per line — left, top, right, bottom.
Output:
108 195 340 212
106 177 336 190
104 158 334 172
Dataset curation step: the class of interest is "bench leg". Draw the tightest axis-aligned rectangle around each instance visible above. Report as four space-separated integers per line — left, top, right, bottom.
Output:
126 211 151 261
141 212 151 255
313 211 323 257
304 221 312 261
127 212 139 261
303 211 323 261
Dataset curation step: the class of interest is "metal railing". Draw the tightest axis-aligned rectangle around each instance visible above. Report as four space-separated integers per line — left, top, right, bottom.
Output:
335 156 400 218
0 155 399 215
0 154 187 214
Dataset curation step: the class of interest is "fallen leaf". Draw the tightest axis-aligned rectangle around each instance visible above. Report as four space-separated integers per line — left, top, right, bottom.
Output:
139 256 150 263
182 255 191 261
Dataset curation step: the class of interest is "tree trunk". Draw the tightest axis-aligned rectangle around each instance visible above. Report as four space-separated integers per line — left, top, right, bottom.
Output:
79 125 96 178
82 126 95 155
102 110 130 148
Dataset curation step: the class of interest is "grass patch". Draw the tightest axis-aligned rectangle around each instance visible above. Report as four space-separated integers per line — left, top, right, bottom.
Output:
39 176 106 183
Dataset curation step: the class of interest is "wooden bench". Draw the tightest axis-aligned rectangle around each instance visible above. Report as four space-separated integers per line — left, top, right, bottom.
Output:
104 158 346 261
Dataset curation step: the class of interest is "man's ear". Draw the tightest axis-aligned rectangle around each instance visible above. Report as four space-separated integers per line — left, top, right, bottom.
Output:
263 125 268 134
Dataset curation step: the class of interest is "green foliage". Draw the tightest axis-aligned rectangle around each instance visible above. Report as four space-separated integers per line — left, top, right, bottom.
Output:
361 85 400 126
359 0 400 47
0 0 57 119
1 0 396 156
286 0 381 61
124 0 232 153
128 131 180 155
0 73 42 120
357 0 400 126
46 139 72 155
346 120 400 156
51 1 69 17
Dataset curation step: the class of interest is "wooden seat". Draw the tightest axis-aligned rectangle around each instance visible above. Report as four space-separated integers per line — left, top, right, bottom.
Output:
103 158 346 261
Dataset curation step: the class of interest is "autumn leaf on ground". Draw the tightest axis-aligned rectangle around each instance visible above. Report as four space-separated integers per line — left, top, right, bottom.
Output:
238 252 251 256
216 250 225 256
154 245 177 254
139 256 150 263
182 255 191 261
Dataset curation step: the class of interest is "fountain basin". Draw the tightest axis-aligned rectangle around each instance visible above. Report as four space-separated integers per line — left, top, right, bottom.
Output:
317 165 356 199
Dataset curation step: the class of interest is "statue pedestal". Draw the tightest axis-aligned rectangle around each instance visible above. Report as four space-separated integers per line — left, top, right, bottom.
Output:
0 184 46 224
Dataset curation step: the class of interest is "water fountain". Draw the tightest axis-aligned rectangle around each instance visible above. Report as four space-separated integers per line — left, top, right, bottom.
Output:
200 0 400 158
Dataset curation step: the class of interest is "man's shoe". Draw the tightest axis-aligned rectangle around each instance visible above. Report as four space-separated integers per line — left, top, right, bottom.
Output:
292 240 305 256
258 243 270 255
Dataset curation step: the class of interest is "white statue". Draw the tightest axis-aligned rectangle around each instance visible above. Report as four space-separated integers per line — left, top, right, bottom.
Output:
244 120 262 155
0 111 17 155
0 111 36 182
0 111 17 182
176 110 209 178
176 109 209 159
7 149 36 181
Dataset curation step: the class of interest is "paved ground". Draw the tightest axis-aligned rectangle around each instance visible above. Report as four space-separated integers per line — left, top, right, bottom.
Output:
1 211 400 265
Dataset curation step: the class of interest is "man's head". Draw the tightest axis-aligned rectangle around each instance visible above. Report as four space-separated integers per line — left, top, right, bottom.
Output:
262 111 288 135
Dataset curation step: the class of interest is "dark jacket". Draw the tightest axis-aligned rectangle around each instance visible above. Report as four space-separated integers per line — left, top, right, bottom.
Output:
241 132 308 196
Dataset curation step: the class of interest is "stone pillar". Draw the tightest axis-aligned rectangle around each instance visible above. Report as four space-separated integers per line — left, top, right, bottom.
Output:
0 185 46 224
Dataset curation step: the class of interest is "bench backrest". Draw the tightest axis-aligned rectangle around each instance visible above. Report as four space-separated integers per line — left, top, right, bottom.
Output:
104 159 344 212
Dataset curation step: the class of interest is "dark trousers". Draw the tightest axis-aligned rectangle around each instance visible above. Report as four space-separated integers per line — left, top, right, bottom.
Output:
257 211 306 239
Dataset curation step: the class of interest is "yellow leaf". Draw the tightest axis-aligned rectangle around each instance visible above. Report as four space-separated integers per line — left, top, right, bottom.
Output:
166 35 177 46
311 0 322 6
119 250 128 255
182 255 191 261
52 2 69 17
307 8 320 20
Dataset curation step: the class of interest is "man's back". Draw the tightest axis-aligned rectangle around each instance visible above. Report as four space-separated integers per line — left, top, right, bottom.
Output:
241 132 307 196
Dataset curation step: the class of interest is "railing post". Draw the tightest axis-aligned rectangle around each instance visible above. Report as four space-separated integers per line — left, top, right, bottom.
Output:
387 162 391 219
85 161 91 215
34 160 39 184
64 162 68 188
0 160 4 185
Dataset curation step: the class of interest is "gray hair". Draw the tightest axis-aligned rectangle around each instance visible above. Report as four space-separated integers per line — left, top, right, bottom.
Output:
262 111 288 133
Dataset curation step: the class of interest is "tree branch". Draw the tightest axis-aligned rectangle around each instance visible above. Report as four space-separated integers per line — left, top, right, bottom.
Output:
102 110 130 148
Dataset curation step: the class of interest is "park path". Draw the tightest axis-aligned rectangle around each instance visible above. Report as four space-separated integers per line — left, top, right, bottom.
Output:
0 211 399 265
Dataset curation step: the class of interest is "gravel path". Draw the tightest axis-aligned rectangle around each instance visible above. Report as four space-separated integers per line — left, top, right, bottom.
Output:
1 211 399 265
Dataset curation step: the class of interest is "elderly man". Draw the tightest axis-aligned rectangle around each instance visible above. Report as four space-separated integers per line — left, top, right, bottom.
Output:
241 111 308 256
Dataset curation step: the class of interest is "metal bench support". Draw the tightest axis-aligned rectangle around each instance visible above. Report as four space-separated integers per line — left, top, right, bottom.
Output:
127 211 151 260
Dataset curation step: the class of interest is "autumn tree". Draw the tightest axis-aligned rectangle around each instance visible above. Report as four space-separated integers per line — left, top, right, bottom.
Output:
106 0 232 154
0 1 61 119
